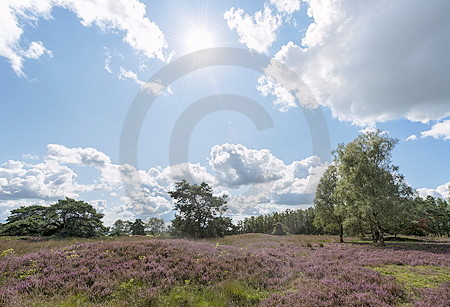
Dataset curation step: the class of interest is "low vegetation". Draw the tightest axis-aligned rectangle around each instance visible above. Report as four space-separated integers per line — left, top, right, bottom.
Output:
0 234 448 306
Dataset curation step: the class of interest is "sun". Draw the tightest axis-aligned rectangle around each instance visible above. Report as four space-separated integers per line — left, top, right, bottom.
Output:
182 26 217 53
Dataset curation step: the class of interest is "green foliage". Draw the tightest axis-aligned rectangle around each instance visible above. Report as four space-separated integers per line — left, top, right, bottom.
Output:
333 130 414 244
109 219 131 236
169 180 235 238
130 219 146 235
414 196 450 236
146 217 166 235
1 198 106 238
314 164 346 242
1 205 50 236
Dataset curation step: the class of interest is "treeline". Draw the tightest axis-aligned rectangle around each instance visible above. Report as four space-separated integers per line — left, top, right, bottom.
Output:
236 208 321 235
109 218 166 236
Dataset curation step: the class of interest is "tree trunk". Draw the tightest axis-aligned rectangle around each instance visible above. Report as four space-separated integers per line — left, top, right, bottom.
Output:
379 231 385 246
372 228 379 243
339 223 344 243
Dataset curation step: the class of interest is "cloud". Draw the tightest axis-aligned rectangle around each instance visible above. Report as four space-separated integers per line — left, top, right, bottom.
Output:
224 4 282 53
46 144 111 168
208 144 328 209
118 68 169 95
270 0 301 15
0 0 169 76
90 199 108 214
103 47 113 73
118 66 145 86
417 182 450 199
223 0 302 53
0 159 81 200
0 143 329 222
260 0 450 125
209 144 286 188
406 135 418 142
270 156 327 205
140 80 166 96
420 119 450 140
257 75 297 111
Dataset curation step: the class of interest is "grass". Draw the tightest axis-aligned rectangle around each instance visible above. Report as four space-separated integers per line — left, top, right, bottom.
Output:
371 265 450 289
157 280 268 306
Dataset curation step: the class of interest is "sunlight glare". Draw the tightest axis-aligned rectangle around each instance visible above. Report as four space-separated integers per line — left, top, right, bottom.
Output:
183 26 217 52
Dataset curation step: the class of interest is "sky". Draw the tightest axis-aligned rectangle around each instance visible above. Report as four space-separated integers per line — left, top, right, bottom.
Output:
0 0 449 225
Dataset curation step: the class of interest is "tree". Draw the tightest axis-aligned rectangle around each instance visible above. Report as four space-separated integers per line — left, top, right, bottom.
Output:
314 165 346 242
169 180 232 238
130 219 146 235
109 219 131 236
46 198 106 237
1 205 51 236
146 217 166 235
1 198 106 237
334 131 413 245
417 196 450 236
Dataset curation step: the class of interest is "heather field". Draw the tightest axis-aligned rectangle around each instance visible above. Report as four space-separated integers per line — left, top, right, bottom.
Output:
0 235 449 307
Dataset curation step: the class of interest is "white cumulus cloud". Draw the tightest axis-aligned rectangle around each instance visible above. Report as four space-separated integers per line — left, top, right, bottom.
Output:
417 182 450 199
420 119 450 141
224 4 282 53
209 144 286 188
270 0 301 15
261 0 450 125
0 0 169 76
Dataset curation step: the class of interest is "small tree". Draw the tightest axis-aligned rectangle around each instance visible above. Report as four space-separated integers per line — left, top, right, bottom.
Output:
109 219 131 236
169 180 231 238
146 217 166 235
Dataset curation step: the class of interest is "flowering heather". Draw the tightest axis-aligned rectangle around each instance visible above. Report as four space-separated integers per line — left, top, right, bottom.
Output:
0 235 448 306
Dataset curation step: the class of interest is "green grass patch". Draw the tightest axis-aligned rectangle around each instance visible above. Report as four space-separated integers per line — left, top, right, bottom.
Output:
371 265 450 289
157 280 269 306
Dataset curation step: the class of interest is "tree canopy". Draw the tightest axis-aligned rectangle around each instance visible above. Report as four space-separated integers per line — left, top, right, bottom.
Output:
1 198 106 237
169 180 234 238
314 131 416 245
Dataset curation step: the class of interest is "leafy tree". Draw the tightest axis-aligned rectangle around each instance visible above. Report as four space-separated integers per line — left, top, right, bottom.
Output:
1 205 51 236
146 217 166 235
169 180 232 238
1 198 106 237
109 219 131 236
46 198 106 237
314 165 346 242
334 131 413 245
130 219 146 235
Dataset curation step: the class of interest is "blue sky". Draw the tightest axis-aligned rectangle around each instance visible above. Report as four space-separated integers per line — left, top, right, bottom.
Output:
0 0 449 224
